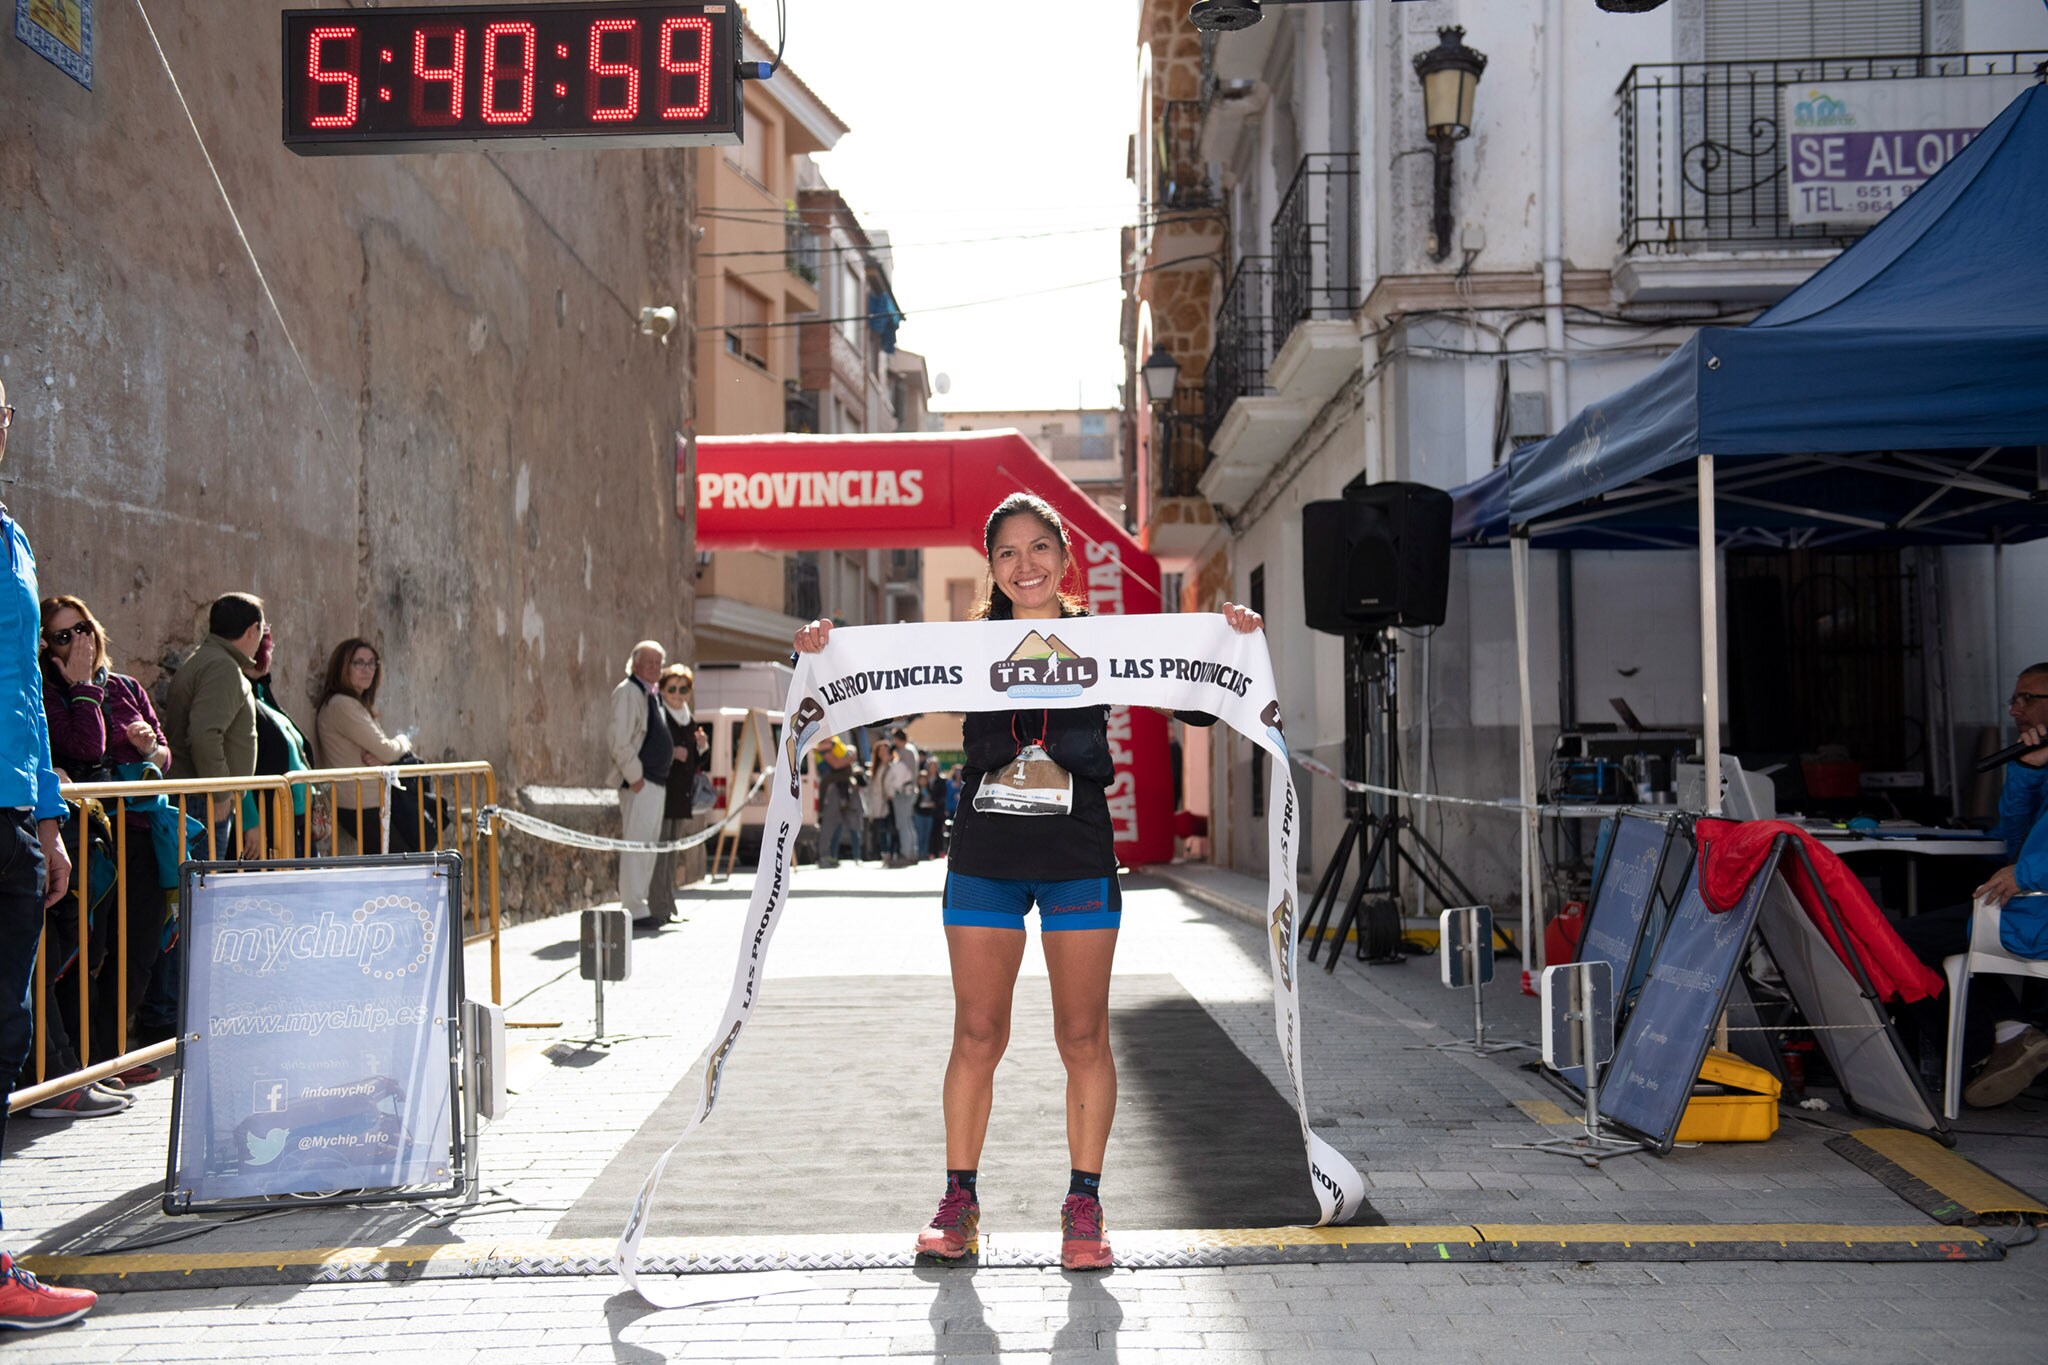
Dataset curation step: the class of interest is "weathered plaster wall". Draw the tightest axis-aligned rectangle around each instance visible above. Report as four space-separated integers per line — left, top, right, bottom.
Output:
1 3 698 846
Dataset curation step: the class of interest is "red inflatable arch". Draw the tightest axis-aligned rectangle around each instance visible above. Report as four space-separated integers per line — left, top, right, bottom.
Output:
685 430 1174 866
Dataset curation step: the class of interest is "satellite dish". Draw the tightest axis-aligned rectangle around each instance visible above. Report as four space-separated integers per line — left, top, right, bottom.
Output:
933 373 952 396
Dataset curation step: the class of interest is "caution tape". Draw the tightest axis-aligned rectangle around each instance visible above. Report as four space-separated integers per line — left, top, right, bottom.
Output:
481 767 773 854
1289 753 1632 821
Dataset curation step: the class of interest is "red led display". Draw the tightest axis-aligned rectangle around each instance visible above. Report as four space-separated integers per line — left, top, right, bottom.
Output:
284 3 740 155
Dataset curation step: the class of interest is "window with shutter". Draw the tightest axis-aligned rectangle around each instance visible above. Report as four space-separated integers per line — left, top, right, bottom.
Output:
1704 0 1924 64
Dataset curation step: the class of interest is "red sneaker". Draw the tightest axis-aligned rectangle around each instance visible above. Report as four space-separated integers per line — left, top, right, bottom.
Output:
1060 1194 1112 1271
913 1183 980 1261
0 1253 96 1331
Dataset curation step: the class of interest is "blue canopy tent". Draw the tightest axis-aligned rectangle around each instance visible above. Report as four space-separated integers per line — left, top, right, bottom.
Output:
1450 81 2048 957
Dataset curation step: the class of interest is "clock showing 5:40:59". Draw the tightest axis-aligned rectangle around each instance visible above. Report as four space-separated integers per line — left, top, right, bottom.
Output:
282 2 742 155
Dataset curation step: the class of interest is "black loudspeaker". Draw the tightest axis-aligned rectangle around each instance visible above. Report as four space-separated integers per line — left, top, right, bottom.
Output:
1301 483 1452 634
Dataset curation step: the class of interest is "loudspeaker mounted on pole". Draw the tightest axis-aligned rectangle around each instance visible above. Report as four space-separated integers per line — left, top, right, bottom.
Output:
1301 482 1453 635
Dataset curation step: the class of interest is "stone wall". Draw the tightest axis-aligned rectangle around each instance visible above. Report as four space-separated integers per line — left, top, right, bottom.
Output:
2 5 701 925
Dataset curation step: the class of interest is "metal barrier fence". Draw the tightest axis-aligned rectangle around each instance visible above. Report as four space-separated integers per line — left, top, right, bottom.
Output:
10 763 504 1114
12 774 291 1111
278 762 504 1004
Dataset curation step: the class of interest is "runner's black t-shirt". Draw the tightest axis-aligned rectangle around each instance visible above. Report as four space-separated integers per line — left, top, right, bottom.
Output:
949 705 1117 882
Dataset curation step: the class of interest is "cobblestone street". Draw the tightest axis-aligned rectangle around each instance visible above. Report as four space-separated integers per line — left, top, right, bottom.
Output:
5 860 2045 1362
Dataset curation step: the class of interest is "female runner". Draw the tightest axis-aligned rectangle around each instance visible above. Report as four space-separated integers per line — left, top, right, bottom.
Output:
794 492 1262 1270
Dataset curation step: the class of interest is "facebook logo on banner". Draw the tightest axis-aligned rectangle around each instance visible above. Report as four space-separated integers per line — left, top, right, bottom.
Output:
254 1079 288 1113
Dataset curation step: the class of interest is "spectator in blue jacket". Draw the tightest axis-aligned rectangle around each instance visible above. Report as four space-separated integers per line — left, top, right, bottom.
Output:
1898 664 2048 1108
0 376 99 1330
1957 667 2048 1103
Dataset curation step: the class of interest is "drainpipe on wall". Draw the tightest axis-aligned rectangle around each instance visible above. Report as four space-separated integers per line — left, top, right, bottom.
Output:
1358 0 1381 485
1541 0 1566 429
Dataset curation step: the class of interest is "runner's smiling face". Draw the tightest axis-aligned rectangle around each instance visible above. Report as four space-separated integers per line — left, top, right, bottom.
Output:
989 512 1067 620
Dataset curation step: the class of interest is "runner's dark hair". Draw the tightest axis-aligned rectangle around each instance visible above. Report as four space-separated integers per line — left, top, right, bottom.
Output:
971 493 1088 621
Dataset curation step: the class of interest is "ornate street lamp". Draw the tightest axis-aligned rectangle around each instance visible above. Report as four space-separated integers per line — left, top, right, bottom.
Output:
1141 343 1182 406
1413 25 1487 262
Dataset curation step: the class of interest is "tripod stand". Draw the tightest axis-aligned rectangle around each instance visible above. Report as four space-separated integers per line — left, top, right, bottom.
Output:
1303 632 1484 971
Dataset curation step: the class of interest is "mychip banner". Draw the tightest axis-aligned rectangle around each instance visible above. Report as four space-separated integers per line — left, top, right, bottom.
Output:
616 615 1367 1299
167 857 463 1212
1783 75 2029 225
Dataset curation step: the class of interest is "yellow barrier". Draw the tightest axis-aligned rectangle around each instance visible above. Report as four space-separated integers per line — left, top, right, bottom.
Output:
279 762 504 1004
13 774 292 1111
11 763 505 1114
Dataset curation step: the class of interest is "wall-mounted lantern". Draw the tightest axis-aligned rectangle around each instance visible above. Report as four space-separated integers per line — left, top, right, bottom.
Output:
1141 343 1182 405
1413 25 1487 263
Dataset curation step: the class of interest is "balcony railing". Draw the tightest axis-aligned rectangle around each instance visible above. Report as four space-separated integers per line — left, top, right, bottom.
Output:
784 554 821 622
1203 256 1274 443
1157 99 1218 212
785 382 819 434
1619 53 2045 253
785 212 820 284
1154 383 1209 500
1272 154 1359 337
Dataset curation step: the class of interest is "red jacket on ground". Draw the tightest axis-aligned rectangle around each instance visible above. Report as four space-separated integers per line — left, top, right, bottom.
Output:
1694 817 1944 1004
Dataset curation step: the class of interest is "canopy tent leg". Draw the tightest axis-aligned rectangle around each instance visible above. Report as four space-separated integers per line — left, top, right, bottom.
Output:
1512 531 1540 968
1699 453 1722 816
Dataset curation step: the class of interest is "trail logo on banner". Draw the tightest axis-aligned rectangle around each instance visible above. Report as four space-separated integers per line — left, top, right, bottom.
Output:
611 616 1366 1304
991 631 1098 698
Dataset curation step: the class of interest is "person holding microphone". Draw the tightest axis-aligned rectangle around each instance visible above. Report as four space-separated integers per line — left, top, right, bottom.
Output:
1898 665 2048 1107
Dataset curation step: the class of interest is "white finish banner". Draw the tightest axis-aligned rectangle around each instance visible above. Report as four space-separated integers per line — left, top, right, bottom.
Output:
1783 75 2029 224
615 615 1366 1297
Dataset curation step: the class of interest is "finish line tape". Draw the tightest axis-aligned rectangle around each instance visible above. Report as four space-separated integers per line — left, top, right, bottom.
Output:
26 1223 2001 1290
612 615 1366 1305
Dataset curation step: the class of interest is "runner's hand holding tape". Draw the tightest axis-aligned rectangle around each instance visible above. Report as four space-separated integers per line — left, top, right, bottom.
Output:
614 614 1365 1299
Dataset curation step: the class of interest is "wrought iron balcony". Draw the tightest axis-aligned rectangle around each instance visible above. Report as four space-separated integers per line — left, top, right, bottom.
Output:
785 212 820 284
1156 99 1218 212
784 382 819 435
784 554 821 623
1153 383 1209 500
1272 154 1359 338
1202 255 1274 443
1619 52 2045 254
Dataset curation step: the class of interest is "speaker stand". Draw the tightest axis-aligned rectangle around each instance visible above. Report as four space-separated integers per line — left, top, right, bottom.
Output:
1302 634 1489 971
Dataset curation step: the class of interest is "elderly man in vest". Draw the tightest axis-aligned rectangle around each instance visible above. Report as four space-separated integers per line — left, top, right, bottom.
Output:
605 640 673 923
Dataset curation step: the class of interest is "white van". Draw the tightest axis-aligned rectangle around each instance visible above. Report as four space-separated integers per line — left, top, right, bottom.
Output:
694 662 818 862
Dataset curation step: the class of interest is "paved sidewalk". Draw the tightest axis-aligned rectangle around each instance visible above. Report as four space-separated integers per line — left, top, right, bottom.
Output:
2 856 2043 1361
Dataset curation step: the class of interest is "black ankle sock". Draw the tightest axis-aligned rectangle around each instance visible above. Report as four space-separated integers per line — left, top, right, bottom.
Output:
1068 1169 1101 1199
947 1169 978 1197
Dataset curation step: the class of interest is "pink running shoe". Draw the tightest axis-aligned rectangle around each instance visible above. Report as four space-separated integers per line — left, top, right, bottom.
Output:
1059 1194 1112 1271
914 1183 980 1261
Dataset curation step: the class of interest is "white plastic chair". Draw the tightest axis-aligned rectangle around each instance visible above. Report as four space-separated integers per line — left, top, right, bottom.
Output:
1943 891 2048 1119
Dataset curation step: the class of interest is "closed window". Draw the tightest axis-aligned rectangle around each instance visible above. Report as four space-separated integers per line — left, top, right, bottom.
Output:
723 276 769 370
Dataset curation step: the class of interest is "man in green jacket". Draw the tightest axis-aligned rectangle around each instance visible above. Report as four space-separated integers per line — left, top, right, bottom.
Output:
164 593 266 849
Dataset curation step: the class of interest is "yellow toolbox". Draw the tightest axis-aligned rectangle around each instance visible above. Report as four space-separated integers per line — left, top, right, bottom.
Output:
1675 1048 1782 1143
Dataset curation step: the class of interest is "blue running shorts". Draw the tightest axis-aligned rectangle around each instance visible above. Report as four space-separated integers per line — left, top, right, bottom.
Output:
942 871 1122 932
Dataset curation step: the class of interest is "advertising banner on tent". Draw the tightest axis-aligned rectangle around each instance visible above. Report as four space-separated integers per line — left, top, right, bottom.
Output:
166 857 464 1212
1784 74 2030 225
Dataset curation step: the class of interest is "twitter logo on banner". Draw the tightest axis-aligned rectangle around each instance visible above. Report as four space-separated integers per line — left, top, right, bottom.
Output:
243 1128 289 1167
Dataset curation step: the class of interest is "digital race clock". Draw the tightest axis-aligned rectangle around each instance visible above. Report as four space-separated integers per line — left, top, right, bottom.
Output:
282 3 742 155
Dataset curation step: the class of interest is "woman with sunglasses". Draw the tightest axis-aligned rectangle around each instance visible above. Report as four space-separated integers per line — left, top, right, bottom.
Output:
647 664 709 927
33 596 173 1114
